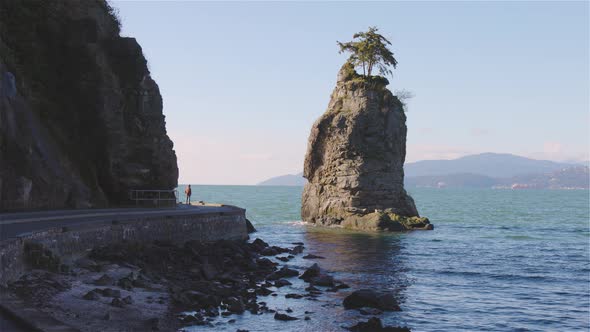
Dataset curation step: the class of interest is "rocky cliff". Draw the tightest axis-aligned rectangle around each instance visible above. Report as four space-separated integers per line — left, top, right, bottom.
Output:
302 63 431 231
0 0 178 210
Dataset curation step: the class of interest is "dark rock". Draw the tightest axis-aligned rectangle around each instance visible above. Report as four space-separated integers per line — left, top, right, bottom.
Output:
146 317 159 331
291 242 304 246
359 307 383 315
336 283 350 289
305 285 320 292
111 297 125 307
118 277 133 290
305 316 311 321
276 256 290 262
274 312 298 321
269 266 299 279
343 289 400 311
99 288 121 298
246 219 257 233
94 274 114 286
256 258 277 269
302 254 325 259
82 290 100 301
201 264 218 280
256 287 273 296
310 274 334 287
225 297 245 313
285 294 304 299
251 238 269 251
123 295 133 304
347 317 411 332
299 263 321 281
290 245 304 255
274 279 292 288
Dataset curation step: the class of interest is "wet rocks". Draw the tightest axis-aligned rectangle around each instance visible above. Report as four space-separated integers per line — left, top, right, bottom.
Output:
290 245 305 255
274 279 292 288
300 263 335 287
285 293 304 299
245 219 257 233
110 297 125 307
269 266 299 280
347 317 410 332
224 297 245 314
94 274 114 286
303 254 325 259
274 312 299 321
83 290 101 300
300 263 321 281
343 289 400 311
98 288 121 298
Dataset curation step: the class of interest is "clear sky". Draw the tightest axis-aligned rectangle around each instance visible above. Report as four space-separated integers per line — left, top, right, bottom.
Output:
113 1 589 185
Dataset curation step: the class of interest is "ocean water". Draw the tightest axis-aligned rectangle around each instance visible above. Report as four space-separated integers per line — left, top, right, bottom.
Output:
177 185 590 331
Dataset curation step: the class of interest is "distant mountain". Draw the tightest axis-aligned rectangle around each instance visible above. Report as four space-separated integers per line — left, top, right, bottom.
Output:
495 166 589 189
405 153 578 178
258 153 585 187
257 172 306 186
404 166 589 189
405 173 497 188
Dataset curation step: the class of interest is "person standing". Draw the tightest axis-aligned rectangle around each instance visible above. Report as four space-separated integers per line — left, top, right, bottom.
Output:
185 185 192 204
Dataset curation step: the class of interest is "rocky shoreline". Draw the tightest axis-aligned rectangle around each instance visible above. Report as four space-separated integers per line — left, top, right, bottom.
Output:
5 237 411 331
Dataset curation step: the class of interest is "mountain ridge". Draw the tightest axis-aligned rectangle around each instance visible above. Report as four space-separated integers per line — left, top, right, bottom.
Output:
258 153 585 187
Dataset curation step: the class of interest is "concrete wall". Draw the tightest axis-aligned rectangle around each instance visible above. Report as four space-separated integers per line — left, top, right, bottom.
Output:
0 208 248 285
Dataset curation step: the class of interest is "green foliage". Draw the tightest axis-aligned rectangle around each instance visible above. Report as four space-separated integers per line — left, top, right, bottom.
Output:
338 27 398 78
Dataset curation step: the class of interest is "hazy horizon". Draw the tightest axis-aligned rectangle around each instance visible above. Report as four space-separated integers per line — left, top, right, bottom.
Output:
114 1 589 185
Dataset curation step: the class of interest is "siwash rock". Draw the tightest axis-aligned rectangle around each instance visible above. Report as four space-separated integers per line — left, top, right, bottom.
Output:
0 0 178 209
301 63 431 231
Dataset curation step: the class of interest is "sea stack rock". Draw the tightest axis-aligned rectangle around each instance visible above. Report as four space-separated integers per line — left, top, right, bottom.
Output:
301 62 431 231
0 0 177 209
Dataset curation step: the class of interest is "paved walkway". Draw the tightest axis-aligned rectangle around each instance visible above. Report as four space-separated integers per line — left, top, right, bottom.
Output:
0 204 238 240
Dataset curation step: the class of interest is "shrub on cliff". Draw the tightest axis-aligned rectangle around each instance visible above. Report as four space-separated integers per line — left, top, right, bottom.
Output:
337 26 398 78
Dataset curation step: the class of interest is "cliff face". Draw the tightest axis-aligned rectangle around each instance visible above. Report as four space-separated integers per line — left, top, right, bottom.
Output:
302 63 431 231
0 0 178 210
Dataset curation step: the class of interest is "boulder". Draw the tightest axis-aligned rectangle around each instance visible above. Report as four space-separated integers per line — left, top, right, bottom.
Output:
94 274 114 286
343 289 400 311
274 313 298 321
347 317 411 332
301 62 431 231
245 219 257 233
299 263 321 281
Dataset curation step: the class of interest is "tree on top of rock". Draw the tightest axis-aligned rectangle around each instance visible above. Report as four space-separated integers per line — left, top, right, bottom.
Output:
337 27 398 78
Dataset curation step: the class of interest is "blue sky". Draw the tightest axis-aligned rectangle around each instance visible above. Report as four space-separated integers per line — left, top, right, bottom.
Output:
113 1 589 185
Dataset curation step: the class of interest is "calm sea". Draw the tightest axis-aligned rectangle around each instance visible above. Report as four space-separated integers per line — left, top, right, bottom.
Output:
177 185 590 332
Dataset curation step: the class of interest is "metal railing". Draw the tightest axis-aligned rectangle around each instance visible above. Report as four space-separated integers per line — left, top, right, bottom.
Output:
129 189 178 207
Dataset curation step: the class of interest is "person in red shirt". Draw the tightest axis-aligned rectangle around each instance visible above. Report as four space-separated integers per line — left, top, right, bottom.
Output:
184 185 192 204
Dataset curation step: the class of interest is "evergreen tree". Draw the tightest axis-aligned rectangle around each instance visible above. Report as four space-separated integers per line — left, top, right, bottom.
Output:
337 27 398 77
